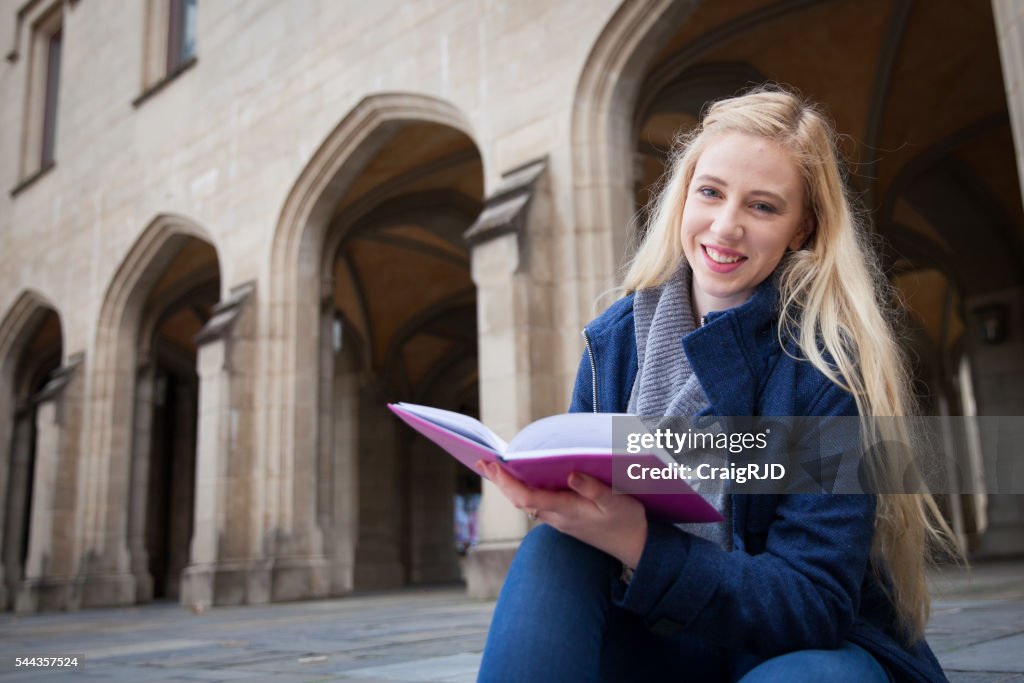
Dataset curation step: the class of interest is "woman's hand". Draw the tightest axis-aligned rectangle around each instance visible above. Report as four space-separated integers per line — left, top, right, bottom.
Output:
477 461 648 568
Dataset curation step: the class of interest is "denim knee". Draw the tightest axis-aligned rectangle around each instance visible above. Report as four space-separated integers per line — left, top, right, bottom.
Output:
479 525 620 682
735 641 890 683
514 524 618 577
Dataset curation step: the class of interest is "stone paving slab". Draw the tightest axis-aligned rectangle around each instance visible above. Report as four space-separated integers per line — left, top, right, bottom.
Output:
940 675 1024 683
928 560 1024 683
940 632 1024 674
928 601 1024 653
339 653 483 682
0 564 1020 682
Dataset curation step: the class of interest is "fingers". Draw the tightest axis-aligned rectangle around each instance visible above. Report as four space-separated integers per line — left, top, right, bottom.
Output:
567 472 613 509
473 462 646 564
475 461 580 519
475 461 538 512
477 461 530 502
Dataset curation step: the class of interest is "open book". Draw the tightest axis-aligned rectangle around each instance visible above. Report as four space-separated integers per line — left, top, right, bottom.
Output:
388 402 722 523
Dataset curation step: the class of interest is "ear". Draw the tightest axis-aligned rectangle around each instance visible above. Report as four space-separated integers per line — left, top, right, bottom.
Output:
789 213 814 250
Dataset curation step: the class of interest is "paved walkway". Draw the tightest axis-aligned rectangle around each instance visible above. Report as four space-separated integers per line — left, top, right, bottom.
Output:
0 560 1021 682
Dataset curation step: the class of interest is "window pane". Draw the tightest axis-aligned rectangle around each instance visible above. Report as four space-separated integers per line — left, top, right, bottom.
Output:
167 0 181 72
41 28 62 167
168 0 197 72
181 0 197 61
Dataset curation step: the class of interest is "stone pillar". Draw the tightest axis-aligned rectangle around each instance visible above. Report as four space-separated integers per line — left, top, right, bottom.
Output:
180 340 224 609
408 437 458 584
463 158 553 599
14 357 82 612
166 374 197 600
965 287 1024 557
180 283 265 609
266 285 330 603
317 299 337 576
14 402 57 612
126 362 156 603
329 343 360 595
986 2 1024 557
2 413 33 608
0 387 11 610
352 381 405 589
993 0 1024 204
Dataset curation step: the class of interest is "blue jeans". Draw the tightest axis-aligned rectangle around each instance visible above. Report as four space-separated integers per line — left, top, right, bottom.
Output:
478 525 890 682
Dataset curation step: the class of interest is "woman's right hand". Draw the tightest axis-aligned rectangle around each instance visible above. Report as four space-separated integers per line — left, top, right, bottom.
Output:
476 460 647 569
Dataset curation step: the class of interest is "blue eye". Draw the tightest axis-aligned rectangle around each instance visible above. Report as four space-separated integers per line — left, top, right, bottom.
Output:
751 202 776 214
699 187 721 198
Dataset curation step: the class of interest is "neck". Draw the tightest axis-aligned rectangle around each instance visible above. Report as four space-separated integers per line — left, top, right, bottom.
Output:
689 283 749 321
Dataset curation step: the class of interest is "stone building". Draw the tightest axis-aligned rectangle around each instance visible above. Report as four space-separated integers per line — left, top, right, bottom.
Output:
1 0 1023 612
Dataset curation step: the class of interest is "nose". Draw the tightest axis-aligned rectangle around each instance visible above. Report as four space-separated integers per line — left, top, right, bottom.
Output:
710 202 744 241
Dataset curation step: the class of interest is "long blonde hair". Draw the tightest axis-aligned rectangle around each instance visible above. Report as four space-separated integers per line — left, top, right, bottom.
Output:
623 86 957 642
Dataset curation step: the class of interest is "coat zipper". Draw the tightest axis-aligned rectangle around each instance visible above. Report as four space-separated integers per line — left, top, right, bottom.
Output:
581 328 598 413
582 318 704 413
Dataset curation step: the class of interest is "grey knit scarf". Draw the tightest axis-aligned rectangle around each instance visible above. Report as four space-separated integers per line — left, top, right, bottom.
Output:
627 262 732 549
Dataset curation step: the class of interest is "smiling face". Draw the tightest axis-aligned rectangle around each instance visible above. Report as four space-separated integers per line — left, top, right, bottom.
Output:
680 132 810 318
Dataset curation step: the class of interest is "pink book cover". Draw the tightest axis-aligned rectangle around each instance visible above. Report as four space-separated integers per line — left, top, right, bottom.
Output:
388 403 722 524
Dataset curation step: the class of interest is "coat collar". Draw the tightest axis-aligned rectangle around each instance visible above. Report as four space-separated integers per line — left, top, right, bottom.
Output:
584 274 782 417
681 275 781 417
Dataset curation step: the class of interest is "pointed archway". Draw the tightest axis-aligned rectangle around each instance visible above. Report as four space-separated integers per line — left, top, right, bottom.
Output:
0 290 66 611
574 0 1024 556
77 215 222 607
259 93 482 600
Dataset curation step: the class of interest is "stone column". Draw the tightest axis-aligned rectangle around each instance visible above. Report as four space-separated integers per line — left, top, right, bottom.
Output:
0 385 11 610
408 437 458 584
266 284 330 603
180 283 263 609
986 2 1024 556
2 412 33 607
14 357 81 612
126 361 156 603
166 374 197 601
14 403 57 612
463 158 554 598
317 299 336 572
965 287 1024 556
352 380 405 589
993 0 1024 204
329 343 360 595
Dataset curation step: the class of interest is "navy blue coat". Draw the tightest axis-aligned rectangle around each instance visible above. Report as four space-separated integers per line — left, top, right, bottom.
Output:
568 278 947 683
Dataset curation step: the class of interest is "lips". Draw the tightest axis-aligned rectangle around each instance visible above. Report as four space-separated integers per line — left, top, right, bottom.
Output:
701 244 747 273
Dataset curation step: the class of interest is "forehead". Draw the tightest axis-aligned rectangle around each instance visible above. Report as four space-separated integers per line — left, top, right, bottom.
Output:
692 132 803 196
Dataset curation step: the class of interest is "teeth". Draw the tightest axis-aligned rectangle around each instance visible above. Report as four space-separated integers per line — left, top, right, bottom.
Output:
705 246 743 264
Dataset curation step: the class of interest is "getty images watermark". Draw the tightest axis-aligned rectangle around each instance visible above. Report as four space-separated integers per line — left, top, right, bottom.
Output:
608 415 1024 496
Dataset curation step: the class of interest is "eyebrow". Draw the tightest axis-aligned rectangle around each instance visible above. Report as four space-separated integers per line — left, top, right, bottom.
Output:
693 174 789 209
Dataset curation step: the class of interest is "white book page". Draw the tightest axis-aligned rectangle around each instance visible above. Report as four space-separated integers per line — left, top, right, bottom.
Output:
395 402 508 453
504 413 619 458
506 447 616 459
504 413 674 462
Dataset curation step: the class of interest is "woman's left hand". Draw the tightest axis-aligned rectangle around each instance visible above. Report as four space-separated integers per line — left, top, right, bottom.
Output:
477 461 648 568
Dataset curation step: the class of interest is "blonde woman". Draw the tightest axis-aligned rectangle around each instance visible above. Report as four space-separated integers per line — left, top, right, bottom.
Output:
476 87 952 682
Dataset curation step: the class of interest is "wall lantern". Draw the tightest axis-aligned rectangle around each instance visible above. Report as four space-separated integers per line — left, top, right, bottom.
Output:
972 304 1009 345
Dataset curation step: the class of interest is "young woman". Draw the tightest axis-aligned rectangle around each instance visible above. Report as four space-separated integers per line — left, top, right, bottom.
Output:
475 88 953 682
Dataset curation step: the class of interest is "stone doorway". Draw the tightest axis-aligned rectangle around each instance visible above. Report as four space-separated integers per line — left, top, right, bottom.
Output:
127 236 220 602
614 0 1024 556
318 121 484 591
0 306 61 610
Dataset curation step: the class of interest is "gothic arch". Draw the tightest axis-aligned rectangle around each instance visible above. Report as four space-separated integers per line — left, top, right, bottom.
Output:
77 214 219 587
0 289 64 461
0 290 62 372
0 289 64 610
258 93 480 546
570 0 698 315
